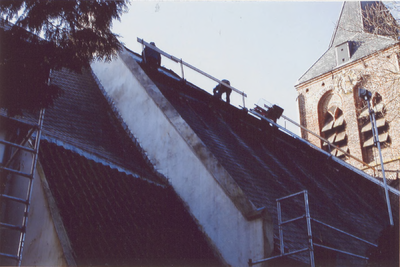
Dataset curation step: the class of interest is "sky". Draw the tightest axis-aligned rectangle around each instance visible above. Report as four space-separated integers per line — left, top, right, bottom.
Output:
112 1 344 133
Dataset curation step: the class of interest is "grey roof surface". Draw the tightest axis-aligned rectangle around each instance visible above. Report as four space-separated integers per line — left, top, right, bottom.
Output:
297 1 399 85
43 67 163 182
39 140 222 266
35 67 222 265
135 52 399 265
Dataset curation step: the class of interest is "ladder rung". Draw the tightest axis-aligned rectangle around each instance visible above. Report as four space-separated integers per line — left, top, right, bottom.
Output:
0 252 19 261
0 113 39 129
0 194 29 205
0 222 24 232
0 166 33 179
0 139 36 153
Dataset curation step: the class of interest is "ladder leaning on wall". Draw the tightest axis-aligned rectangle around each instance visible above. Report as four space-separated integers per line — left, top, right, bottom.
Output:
0 108 45 266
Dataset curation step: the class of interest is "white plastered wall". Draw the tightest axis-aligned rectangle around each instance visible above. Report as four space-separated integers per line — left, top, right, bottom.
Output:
91 50 269 267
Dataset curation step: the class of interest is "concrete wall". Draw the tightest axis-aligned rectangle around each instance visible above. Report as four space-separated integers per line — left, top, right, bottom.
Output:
91 49 272 266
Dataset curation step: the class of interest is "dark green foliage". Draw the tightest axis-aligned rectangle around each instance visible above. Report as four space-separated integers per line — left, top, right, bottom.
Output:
0 27 63 116
367 222 399 267
0 0 128 115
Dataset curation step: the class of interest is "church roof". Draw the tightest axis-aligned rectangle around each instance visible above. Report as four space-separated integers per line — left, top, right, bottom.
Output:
135 51 399 265
42 67 162 181
297 1 399 85
35 67 222 265
0 65 221 265
39 140 221 266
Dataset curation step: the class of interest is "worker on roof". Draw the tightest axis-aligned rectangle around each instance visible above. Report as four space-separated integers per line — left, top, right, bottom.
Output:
213 79 232 104
142 42 161 71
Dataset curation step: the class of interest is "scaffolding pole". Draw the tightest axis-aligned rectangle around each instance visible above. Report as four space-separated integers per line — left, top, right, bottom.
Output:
249 190 377 266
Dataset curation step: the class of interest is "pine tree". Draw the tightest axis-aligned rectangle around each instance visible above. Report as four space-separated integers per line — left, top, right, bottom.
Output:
0 0 129 115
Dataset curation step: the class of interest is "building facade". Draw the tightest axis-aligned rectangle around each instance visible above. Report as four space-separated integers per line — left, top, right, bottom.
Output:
296 1 400 180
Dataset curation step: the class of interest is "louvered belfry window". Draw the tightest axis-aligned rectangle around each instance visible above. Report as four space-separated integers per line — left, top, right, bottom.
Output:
358 93 389 150
321 106 349 158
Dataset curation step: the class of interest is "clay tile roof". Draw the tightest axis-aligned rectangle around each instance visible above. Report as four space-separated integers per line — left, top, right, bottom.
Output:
39 140 222 266
139 58 399 265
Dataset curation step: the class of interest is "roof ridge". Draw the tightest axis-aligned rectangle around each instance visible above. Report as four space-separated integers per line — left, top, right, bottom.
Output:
329 1 346 48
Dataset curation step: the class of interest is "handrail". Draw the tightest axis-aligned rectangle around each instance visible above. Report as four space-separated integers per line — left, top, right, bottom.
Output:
137 38 247 106
280 113 377 172
137 38 376 173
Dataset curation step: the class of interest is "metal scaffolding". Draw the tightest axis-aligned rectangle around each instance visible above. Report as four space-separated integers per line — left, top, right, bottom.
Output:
0 109 45 266
248 190 377 266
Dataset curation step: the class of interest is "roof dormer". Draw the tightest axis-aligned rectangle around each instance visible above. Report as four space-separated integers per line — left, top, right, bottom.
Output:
335 41 352 65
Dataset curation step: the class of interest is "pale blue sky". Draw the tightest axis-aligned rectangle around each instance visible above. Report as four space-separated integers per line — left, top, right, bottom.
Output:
112 1 344 132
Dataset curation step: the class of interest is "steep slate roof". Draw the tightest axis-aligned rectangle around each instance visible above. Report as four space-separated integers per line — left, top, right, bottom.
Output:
297 1 399 85
36 67 222 266
134 51 399 265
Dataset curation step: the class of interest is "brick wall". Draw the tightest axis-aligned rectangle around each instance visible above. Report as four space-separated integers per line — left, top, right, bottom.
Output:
296 46 400 179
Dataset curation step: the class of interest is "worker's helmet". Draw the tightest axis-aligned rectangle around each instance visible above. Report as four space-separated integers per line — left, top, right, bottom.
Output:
222 79 230 85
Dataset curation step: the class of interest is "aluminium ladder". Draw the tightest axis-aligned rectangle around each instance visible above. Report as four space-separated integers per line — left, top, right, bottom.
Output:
0 109 45 266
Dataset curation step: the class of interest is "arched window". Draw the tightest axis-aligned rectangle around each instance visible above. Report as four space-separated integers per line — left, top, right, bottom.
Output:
319 93 349 158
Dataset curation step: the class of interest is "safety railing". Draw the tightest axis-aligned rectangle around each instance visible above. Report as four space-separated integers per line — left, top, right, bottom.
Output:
250 101 377 174
248 190 377 266
137 39 377 174
137 38 247 107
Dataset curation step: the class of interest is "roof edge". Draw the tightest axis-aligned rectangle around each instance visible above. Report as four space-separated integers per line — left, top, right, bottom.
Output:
329 1 347 48
36 161 77 267
119 48 266 220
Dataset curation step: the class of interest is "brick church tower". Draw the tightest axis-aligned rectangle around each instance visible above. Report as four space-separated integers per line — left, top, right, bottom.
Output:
295 1 400 180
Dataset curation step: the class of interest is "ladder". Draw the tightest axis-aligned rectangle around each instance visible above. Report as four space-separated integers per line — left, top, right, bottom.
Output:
0 109 45 266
